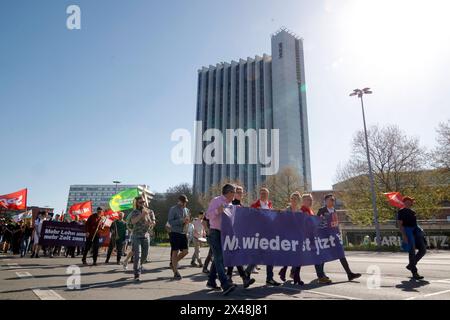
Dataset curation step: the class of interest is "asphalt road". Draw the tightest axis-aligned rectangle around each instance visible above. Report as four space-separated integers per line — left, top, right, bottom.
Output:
1 247 450 300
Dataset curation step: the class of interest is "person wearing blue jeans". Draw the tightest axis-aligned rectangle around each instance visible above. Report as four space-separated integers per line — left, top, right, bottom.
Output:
205 184 239 296
398 196 427 280
207 229 228 288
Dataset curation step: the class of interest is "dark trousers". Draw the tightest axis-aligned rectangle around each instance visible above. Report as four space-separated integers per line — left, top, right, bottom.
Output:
204 247 213 269
208 229 229 288
106 239 125 263
408 229 427 273
319 258 353 276
245 264 274 282
66 246 76 258
20 236 30 257
82 236 100 263
227 266 247 278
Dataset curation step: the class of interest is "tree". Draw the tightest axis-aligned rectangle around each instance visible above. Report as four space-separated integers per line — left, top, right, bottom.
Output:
335 124 440 224
150 183 203 241
431 120 450 170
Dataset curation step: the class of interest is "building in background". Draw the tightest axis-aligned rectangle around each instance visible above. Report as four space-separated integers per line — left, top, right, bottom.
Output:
66 184 146 212
193 27 312 195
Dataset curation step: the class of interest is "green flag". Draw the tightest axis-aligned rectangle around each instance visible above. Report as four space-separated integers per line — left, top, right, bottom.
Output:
109 188 139 212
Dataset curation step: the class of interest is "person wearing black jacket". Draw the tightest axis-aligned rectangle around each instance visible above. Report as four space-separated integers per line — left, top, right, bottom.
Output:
316 194 361 282
397 196 426 280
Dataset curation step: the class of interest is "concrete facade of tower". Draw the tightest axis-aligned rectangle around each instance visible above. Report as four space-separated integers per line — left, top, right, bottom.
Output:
193 28 312 195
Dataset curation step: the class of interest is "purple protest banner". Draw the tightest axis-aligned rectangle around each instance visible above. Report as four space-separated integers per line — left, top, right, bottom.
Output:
221 206 345 267
39 221 86 247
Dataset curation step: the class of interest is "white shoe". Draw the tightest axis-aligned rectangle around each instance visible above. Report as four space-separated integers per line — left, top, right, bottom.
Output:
122 262 128 271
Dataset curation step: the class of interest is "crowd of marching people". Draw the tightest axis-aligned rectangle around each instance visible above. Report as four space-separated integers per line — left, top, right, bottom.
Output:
0 183 427 296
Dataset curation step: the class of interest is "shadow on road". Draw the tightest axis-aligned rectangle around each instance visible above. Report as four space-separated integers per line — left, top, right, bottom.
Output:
395 279 430 292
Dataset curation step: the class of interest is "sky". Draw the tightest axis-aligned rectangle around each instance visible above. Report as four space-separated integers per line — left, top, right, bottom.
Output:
1 0 449 213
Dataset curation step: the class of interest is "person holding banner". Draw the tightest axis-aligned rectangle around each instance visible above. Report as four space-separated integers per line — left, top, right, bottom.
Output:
278 192 304 285
66 216 81 258
245 187 281 287
105 212 127 265
205 184 238 295
316 194 361 282
278 193 332 285
227 186 256 287
31 211 46 258
82 207 104 266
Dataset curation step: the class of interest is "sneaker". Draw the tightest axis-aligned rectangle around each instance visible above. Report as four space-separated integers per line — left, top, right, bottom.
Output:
134 275 140 281
116 261 121 265
82 259 87 265
122 262 128 271
173 272 182 280
206 282 221 290
243 277 256 289
202 268 209 274
294 280 305 286
222 283 237 296
412 273 424 280
318 277 332 284
348 273 361 281
266 279 281 286
406 264 412 271
191 262 198 267
198 263 204 268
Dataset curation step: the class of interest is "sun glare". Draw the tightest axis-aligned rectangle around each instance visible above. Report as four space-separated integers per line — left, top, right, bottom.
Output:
337 0 450 79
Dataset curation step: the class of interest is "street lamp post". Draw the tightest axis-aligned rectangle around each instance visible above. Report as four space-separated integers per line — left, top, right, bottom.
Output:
350 88 381 248
113 180 121 194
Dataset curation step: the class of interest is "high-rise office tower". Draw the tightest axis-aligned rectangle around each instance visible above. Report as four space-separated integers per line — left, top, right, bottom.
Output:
193 28 311 195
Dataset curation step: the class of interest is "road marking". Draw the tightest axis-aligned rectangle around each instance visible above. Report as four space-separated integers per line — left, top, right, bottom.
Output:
16 271 33 278
308 290 362 300
430 279 450 284
32 289 65 300
405 288 450 300
251 281 362 300
346 257 450 266
423 289 450 298
7 263 18 268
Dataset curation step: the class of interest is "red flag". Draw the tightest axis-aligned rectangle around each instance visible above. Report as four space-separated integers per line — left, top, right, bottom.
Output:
68 201 92 220
103 209 120 221
383 192 405 208
0 189 27 210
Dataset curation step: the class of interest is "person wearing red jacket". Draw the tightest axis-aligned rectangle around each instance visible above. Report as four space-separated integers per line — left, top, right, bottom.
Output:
244 188 281 286
82 207 103 266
